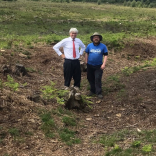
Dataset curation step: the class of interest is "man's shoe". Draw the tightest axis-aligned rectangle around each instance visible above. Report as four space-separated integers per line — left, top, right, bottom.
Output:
97 94 103 99
88 91 95 96
74 86 80 91
63 86 69 90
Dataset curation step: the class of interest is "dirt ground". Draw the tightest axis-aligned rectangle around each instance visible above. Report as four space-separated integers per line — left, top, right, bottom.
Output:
0 37 156 156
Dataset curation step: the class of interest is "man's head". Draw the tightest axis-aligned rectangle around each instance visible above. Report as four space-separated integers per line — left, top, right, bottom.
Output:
69 28 78 39
90 32 102 45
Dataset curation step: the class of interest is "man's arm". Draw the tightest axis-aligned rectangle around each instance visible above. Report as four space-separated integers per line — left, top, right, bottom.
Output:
85 53 89 64
53 40 65 59
101 55 108 70
79 40 86 55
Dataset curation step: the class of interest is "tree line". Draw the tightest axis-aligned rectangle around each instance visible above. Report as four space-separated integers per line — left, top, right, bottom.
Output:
74 0 156 7
1 0 156 8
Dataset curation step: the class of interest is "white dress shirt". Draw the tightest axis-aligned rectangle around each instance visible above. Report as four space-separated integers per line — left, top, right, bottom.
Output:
53 37 85 60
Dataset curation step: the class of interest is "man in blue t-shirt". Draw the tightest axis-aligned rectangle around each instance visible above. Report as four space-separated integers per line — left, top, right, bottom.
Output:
85 32 108 99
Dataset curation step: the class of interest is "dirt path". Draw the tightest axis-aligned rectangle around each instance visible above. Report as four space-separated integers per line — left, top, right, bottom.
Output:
0 38 156 155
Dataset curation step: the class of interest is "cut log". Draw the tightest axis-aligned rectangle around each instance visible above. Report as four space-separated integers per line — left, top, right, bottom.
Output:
64 86 86 109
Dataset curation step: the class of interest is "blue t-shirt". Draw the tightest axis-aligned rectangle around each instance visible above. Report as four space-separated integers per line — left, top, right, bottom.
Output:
85 43 108 66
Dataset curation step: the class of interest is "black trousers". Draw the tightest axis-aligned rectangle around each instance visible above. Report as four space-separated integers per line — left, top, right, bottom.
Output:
87 64 103 95
63 59 81 87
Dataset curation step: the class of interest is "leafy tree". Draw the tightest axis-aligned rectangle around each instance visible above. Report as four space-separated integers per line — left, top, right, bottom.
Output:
131 0 136 7
97 0 101 4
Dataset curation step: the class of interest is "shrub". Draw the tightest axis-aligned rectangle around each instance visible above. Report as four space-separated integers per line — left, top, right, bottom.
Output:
97 0 101 5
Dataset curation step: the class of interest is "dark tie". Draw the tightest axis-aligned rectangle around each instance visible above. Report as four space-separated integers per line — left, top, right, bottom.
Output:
73 39 76 58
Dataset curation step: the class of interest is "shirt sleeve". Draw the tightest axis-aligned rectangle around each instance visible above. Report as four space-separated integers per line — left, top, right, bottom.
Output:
53 39 66 56
103 45 108 56
79 40 86 55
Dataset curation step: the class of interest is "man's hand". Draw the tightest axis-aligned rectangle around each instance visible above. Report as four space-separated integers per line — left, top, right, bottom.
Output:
101 64 105 70
61 54 65 59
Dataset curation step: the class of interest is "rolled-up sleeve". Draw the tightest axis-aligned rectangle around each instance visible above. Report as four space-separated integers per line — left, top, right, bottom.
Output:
53 40 65 56
79 40 86 55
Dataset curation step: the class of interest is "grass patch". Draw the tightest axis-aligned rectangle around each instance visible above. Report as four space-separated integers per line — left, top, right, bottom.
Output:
8 128 20 137
122 58 156 76
26 67 36 73
96 129 156 156
59 128 81 146
39 108 80 145
62 116 76 126
103 75 125 95
22 51 31 55
40 112 55 138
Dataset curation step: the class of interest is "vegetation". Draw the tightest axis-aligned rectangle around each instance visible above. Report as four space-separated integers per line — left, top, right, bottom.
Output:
41 81 68 104
96 129 156 155
122 58 156 76
38 107 81 145
73 0 156 8
0 0 156 50
59 128 81 146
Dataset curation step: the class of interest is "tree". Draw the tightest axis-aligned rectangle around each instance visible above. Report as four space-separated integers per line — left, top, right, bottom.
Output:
97 0 101 4
131 0 136 7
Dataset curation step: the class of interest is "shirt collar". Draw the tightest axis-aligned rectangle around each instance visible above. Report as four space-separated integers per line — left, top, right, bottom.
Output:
69 37 76 41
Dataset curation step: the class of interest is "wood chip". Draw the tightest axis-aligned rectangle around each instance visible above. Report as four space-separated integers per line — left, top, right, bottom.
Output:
19 53 27 58
137 128 141 132
94 114 100 117
96 100 102 104
86 118 92 121
116 113 121 117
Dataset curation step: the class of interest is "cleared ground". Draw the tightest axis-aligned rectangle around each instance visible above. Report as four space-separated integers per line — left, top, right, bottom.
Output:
0 37 156 155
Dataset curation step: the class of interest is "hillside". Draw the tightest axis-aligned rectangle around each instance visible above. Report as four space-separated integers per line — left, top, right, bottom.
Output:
0 37 156 155
0 1 156 155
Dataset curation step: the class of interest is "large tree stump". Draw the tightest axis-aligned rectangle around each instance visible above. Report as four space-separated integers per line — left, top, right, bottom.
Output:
64 86 85 109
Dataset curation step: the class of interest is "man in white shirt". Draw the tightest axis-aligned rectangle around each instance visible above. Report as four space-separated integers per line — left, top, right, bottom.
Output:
53 28 85 89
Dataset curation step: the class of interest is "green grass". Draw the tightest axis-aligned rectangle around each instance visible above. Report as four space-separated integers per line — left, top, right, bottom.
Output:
59 128 81 146
8 128 20 137
103 75 125 95
39 109 80 145
96 129 156 156
0 0 156 49
122 58 156 76
26 67 36 73
40 112 56 138
62 116 76 126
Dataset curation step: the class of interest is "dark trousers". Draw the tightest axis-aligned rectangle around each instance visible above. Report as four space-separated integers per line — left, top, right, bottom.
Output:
63 59 81 87
87 64 103 95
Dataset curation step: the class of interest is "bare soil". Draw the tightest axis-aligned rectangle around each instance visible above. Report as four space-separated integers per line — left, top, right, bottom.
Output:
0 38 156 156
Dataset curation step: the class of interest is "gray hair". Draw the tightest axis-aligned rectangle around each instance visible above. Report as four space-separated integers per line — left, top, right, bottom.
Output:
69 28 78 33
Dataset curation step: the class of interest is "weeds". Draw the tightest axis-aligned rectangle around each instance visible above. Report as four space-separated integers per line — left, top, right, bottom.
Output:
9 128 20 137
122 58 156 76
96 129 156 156
4 75 19 92
62 116 76 126
59 128 81 146
40 112 55 138
26 67 36 73
103 75 125 95
41 81 68 105
81 95 93 108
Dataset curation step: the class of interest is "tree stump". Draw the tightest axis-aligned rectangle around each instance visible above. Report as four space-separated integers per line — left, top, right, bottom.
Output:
14 64 27 76
2 65 11 76
64 86 86 109
80 61 87 72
